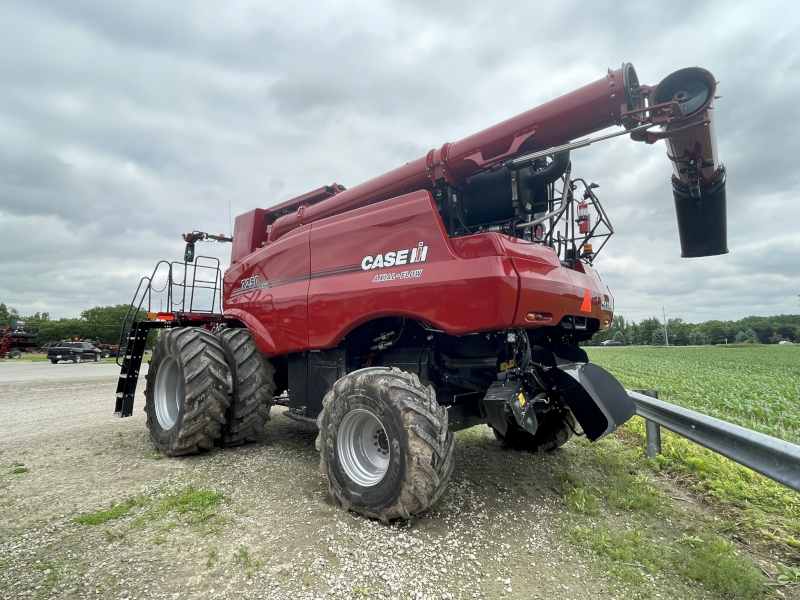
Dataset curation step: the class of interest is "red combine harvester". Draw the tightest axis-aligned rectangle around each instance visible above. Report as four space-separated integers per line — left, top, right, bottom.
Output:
115 63 726 521
1 319 38 359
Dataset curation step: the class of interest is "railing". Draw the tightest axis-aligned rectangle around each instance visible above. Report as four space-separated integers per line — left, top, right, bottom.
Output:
115 256 223 365
628 390 800 494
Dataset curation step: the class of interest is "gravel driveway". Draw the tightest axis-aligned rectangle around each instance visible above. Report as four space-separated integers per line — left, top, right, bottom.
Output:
0 361 712 599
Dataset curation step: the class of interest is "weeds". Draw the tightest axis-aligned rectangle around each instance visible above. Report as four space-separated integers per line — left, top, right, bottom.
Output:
234 545 262 568
74 497 141 526
777 563 800 585
206 547 219 568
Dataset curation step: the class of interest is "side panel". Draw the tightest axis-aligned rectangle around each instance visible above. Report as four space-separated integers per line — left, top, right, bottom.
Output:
307 191 518 349
223 226 311 356
231 208 268 265
497 237 613 327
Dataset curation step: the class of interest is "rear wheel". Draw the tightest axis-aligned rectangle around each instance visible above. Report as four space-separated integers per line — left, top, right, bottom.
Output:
144 328 229 456
215 328 275 447
73 355 82 364
492 409 575 452
9 349 21 359
316 367 454 522
50 359 58 364
101 349 111 359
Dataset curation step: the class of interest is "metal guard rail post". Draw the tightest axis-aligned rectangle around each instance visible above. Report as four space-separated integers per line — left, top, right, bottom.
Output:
628 390 800 494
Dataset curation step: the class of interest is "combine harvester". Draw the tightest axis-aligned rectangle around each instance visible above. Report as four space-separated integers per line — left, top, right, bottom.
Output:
115 63 726 521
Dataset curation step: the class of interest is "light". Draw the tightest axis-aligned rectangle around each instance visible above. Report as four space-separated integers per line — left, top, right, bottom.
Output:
148 312 174 321
584 244 593 253
525 312 552 322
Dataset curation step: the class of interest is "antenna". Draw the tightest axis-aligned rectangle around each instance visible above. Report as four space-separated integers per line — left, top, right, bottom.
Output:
228 202 233 238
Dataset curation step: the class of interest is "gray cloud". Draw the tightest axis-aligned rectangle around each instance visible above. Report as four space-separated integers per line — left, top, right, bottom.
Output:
0 0 798 323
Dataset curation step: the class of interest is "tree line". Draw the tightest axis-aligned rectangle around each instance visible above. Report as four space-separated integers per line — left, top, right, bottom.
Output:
0 303 131 346
591 314 800 346
3 301 798 349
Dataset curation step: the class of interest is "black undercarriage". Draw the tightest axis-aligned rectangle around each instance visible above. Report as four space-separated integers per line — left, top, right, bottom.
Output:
278 317 629 441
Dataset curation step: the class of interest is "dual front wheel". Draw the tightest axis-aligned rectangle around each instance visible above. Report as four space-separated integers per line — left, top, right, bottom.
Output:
144 327 275 456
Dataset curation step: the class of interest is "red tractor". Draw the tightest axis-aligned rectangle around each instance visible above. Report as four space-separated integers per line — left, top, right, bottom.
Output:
1 319 38 359
115 63 726 521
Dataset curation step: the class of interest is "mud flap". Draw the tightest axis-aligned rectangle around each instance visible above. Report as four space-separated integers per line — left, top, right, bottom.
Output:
482 379 538 437
547 363 636 441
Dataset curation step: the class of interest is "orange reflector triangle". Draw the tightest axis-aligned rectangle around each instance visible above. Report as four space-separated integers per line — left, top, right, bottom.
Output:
580 288 592 312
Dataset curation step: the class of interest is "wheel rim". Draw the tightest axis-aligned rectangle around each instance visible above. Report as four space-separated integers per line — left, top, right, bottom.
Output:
337 409 390 487
154 355 180 430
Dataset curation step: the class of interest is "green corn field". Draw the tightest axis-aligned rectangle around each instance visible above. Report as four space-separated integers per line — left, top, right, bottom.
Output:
586 345 800 445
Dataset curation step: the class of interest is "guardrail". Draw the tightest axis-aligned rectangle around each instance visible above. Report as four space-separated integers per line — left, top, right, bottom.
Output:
628 390 800 494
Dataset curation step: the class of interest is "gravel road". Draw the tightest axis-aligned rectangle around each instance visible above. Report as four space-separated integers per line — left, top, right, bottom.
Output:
0 361 719 599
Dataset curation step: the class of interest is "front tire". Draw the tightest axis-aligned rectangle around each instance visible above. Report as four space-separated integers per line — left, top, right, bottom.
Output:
73 355 82 364
215 328 275 447
316 367 454 522
492 409 575 452
50 359 58 364
144 328 229 456
9 349 21 359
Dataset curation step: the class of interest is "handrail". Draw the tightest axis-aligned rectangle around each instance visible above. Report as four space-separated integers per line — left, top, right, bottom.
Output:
628 390 800 493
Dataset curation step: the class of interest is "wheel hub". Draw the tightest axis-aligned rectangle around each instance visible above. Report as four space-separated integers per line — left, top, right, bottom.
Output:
337 409 390 487
154 355 180 430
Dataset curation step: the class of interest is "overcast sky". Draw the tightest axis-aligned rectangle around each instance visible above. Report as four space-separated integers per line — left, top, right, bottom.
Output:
1 0 798 324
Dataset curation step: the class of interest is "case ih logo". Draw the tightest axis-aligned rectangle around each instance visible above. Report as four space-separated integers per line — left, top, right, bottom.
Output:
361 242 428 270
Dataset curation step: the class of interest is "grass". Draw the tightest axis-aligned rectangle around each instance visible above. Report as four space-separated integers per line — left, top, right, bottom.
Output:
233 545 262 568
586 345 800 558
74 497 142 526
74 488 222 532
206 547 219 568
560 436 770 598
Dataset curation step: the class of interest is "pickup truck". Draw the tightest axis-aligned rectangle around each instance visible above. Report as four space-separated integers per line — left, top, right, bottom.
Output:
47 341 103 364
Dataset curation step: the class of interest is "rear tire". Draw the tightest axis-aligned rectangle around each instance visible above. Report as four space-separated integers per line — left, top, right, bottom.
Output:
144 328 230 456
316 367 454 522
73 355 82 364
9 349 21 359
50 359 58 364
215 328 275 447
492 409 575 452
101 349 111 359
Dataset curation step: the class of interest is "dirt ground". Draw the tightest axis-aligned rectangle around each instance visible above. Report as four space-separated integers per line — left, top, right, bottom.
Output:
0 361 777 599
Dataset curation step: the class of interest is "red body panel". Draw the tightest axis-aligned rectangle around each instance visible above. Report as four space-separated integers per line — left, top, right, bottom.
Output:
225 227 311 355
223 191 613 356
231 208 269 265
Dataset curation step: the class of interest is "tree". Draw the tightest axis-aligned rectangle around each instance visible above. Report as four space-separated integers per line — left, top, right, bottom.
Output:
0 303 20 325
637 317 662 345
613 330 626 345
695 320 730 345
652 328 666 346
